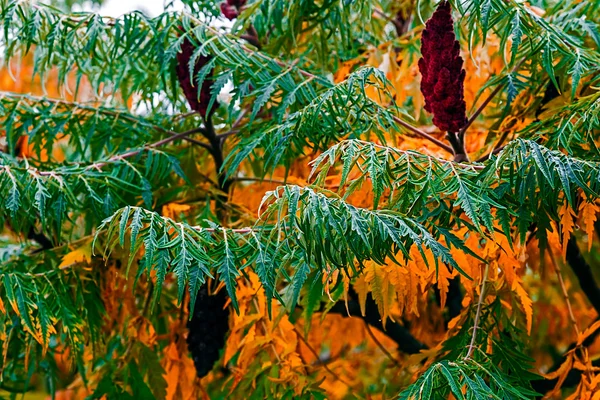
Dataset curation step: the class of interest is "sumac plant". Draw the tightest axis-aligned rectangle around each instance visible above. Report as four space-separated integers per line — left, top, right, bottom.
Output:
2 0 600 398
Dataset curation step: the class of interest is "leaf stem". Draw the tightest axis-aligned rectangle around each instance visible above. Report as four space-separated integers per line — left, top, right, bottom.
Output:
464 263 489 360
549 247 581 338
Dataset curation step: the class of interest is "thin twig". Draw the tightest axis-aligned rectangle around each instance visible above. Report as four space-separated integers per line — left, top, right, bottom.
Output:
363 321 401 367
465 263 489 360
231 109 248 129
231 176 287 185
468 59 527 161
250 296 281 363
549 247 581 338
475 144 505 162
291 325 357 391
391 115 453 153
40 127 208 174
459 83 506 136
216 129 241 140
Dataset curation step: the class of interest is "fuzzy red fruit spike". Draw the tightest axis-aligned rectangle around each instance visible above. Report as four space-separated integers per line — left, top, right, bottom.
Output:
418 1 467 133
175 35 214 118
220 3 238 20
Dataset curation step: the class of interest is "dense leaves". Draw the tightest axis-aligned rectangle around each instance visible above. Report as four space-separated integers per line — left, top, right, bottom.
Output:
2 0 600 398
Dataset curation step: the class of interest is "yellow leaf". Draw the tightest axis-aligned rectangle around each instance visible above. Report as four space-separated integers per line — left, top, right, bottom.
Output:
579 200 599 252
58 241 92 269
559 202 576 258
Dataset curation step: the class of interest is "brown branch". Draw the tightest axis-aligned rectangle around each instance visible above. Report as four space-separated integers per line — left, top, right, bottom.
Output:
549 248 580 338
292 325 357 391
37 127 210 175
566 236 600 314
475 144 505 162
363 321 401 367
458 82 506 136
391 115 454 153
216 129 241 140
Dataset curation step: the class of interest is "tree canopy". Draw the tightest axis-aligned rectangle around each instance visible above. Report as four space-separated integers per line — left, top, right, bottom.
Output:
1 0 600 398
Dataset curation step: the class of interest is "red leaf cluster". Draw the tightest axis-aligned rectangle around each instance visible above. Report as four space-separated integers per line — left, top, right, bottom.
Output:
418 1 467 133
175 34 214 118
221 0 247 20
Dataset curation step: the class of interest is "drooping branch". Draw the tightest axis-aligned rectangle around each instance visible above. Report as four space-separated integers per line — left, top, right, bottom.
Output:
328 292 428 355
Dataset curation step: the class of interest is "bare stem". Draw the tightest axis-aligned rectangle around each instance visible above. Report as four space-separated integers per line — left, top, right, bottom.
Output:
549 247 581 338
475 144 505 162
363 322 401 367
291 325 357 392
391 115 454 153
459 83 505 136
465 263 489 360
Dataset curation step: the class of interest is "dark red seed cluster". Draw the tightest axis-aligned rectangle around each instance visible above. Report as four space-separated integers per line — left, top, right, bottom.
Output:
220 0 247 20
187 285 230 378
418 1 467 133
175 34 214 118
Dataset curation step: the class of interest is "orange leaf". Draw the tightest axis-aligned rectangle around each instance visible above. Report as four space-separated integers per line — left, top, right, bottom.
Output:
512 279 533 334
353 274 368 317
578 320 600 346
437 264 457 310
579 200 599 252
559 202 576 258
58 241 92 269
162 203 191 220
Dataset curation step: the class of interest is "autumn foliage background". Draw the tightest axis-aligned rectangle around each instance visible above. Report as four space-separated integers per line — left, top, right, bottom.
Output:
1 0 600 399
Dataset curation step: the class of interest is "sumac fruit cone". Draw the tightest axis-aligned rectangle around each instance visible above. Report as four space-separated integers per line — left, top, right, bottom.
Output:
220 0 247 20
175 31 215 118
418 1 467 133
187 284 230 378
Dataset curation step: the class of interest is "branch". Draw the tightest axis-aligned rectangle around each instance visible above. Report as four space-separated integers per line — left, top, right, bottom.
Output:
363 321 401 367
291 325 357 392
27 227 54 252
328 292 428 354
549 247 581 338
37 127 209 175
465 263 489 360
475 144 505 162
531 318 600 397
0 92 212 150
391 115 454 153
